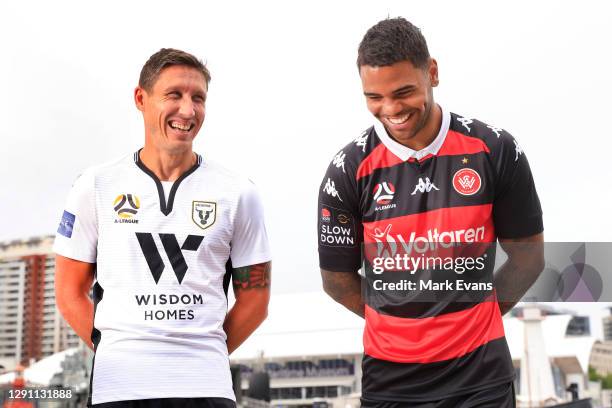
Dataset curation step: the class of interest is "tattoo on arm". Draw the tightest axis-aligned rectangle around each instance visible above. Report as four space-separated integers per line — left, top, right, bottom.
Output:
232 262 271 290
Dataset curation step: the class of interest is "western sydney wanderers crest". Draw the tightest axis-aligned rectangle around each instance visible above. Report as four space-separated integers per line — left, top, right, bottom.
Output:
452 168 481 196
192 201 216 230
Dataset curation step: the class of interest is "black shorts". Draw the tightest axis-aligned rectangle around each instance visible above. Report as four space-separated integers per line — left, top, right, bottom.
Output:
361 382 516 408
91 397 236 408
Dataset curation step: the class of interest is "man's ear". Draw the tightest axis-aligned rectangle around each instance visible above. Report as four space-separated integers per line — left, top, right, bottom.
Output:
428 58 439 87
134 87 146 112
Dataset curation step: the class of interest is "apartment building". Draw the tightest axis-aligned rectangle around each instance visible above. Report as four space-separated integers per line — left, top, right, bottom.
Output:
0 236 80 371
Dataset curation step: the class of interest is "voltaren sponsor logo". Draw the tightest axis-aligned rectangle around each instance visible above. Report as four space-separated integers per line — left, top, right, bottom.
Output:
371 224 486 256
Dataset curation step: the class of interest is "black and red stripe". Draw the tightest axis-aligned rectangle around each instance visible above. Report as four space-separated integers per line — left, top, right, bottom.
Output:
318 110 543 401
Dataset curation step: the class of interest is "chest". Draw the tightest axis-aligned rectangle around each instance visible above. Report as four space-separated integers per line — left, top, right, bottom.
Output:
359 154 497 244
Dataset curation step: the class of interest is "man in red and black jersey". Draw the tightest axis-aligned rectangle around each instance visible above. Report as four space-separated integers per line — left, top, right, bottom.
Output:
317 18 544 407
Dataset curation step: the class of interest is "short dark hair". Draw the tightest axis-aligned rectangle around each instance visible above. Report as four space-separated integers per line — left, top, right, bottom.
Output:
357 17 430 69
139 48 211 91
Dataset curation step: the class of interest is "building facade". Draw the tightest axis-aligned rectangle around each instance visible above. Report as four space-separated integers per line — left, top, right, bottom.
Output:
0 236 80 371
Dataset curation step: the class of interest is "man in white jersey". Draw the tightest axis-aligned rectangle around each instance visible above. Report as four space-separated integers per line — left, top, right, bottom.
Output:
54 48 272 408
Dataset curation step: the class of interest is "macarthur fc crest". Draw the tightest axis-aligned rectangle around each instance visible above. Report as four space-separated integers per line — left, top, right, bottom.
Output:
192 201 216 230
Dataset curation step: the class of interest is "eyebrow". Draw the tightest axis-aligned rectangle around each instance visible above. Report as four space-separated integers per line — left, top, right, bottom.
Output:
392 85 416 94
363 84 416 97
163 87 207 98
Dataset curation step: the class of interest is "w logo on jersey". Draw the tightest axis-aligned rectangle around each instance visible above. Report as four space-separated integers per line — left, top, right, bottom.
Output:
136 233 204 284
373 182 395 204
411 178 439 195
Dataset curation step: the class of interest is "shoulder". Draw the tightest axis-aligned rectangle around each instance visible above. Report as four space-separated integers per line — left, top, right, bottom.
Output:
198 158 261 200
198 159 251 185
70 153 134 190
448 112 520 156
326 126 378 175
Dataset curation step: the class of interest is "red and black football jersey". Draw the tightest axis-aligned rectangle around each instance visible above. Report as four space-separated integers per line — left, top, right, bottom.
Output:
317 108 543 402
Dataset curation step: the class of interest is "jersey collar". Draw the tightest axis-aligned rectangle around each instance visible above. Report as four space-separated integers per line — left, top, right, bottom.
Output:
134 149 202 216
373 105 451 161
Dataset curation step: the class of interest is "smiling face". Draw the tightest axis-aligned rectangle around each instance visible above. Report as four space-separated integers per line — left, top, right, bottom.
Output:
135 65 207 154
360 59 440 149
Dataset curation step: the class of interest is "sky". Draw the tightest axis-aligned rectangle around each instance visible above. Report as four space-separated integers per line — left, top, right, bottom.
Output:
0 0 611 307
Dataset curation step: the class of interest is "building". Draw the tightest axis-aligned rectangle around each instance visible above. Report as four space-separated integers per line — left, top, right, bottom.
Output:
231 292 363 407
0 236 80 371
589 341 612 376
602 308 612 342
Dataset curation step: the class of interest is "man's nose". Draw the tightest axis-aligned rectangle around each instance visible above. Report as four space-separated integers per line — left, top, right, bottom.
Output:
381 99 404 117
178 98 196 117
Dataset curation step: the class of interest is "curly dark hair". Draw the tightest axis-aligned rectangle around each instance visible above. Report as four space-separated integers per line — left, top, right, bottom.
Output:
139 48 211 91
357 17 430 69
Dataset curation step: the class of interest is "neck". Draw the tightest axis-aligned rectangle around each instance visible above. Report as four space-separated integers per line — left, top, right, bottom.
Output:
139 145 196 181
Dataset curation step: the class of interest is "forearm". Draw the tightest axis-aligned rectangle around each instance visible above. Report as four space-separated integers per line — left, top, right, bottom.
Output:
57 294 94 349
224 261 271 354
321 270 364 318
494 259 526 315
332 290 365 318
494 238 545 315
224 298 268 354
55 255 95 349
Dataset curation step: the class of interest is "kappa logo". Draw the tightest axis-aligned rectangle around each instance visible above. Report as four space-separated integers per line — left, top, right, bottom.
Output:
452 168 482 196
411 177 439 195
136 233 204 284
332 151 346 173
487 125 503 138
513 139 523 162
323 178 343 202
114 194 140 224
373 182 395 204
192 201 216 230
457 117 473 132
354 130 369 152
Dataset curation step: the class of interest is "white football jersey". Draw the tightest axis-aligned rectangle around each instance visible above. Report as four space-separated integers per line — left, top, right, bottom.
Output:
54 151 271 404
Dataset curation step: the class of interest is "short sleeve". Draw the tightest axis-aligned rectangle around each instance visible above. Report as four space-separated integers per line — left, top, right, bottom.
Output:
491 133 543 239
318 150 363 273
230 181 272 268
53 170 98 263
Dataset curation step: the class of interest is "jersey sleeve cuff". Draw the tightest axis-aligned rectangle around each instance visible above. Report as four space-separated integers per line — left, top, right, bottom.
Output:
496 213 544 240
230 251 272 269
319 256 361 273
53 240 97 264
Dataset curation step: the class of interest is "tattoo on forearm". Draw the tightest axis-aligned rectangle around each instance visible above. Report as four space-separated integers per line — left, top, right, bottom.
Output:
232 263 271 289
